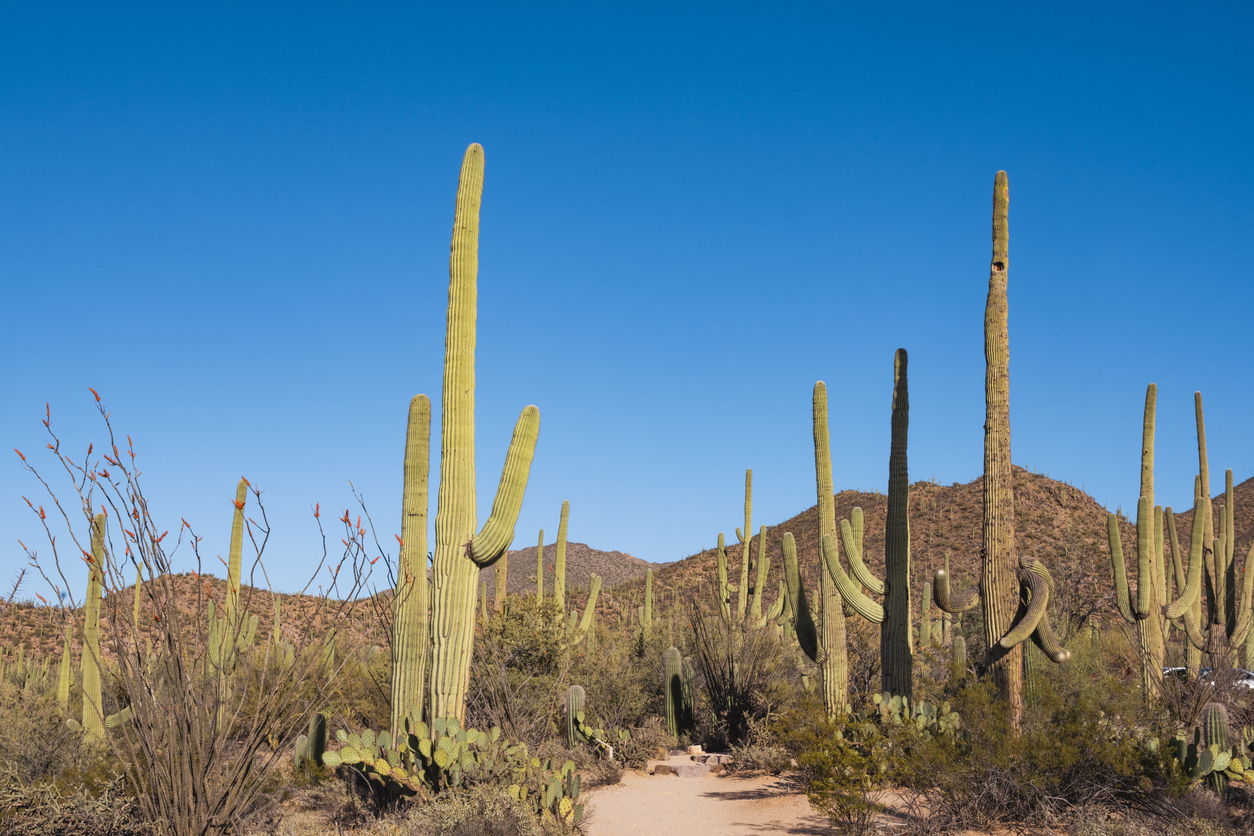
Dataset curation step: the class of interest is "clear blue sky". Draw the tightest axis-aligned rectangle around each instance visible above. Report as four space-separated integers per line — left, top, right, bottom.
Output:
3 3 1251 597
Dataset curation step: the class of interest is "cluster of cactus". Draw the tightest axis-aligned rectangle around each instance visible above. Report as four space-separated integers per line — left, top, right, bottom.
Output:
294 712 329 769
712 472 784 631
1168 704 1254 794
324 715 582 825
863 692 961 741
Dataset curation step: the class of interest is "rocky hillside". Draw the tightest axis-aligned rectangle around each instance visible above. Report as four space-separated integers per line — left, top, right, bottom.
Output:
485 541 659 599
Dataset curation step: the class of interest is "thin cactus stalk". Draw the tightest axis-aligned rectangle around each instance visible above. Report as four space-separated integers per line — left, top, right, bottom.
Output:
495 548 508 611
555 501 569 612
132 563 142 629
57 625 71 711
82 513 106 742
953 634 967 679
536 529 545 603
715 534 731 619
224 479 247 621
569 575 601 643
736 469 752 620
428 144 541 725
811 381 848 715
392 395 431 731
920 583 932 648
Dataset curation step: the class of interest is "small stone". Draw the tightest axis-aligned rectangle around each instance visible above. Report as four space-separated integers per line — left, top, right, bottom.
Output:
687 745 703 755
671 763 710 778
653 764 674 776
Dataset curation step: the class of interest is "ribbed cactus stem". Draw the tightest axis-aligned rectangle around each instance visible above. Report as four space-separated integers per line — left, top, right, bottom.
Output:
572 575 601 641
555 501 569 612
429 143 540 724
982 170 1022 722
751 525 769 619
783 533 819 662
82 513 106 742
953 634 967 679
1203 702 1230 794
737 470 752 620
225 479 247 620
882 348 913 700
566 684 586 749
536 529 545 603
392 395 431 732
57 625 71 711
921 583 933 648
664 647 683 738
812 381 848 715
715 534 730 619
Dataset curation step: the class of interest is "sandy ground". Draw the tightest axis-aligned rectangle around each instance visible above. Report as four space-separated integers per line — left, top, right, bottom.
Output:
583 762 833 836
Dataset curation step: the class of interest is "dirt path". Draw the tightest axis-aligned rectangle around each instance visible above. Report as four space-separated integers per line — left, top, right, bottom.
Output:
584 762 831 836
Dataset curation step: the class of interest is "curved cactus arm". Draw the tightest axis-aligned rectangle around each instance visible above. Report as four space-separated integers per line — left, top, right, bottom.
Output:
1165 506 1204 619
1166 508 1189 599
572 575 601 640
1232 540 1254 643
1181 601 1211 650
1001 560 1051 648
823 534 883 623
750 525 769 619
782 533 819 662
1108 513 1139 623
839 516 885 595
1029 607 1071 663
466 405 540 566
933 568 979 614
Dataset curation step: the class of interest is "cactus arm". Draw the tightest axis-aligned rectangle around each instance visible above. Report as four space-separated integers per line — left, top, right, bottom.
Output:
782 533 819 663
839 517 885 595
1108 514 1138 624
750 525 769 619
225 479 247 618
1134 497 1153 617
573 575 601 640
392 394 431 731
1166 508 1188 599
1000 561 1050 648
737 470 752 620
1165 506 1204 619
823 533 883 622
933 568 979 614
1029 608 1070 663
1181 602 1211 650
466 406 540 566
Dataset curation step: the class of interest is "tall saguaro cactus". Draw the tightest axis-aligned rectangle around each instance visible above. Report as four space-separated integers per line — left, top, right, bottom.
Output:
808 382 848 715
428 144 541 724
824 350 912 699
392 395 431 732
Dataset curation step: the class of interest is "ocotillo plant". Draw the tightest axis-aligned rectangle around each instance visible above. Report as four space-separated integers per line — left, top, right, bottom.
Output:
825 349 912 699
428 144 540 724
555 501 569 612
808 381 848 715
392 395 431 731
932 172 1070 727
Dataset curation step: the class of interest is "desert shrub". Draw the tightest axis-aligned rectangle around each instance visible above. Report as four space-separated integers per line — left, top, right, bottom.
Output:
351 783 568 836
728 713 791 774
567 619 664 733
614 715 674 769
0 676 92 783
0 769 149 836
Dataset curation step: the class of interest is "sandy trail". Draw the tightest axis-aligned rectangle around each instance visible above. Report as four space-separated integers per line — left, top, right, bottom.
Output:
583 765 831 836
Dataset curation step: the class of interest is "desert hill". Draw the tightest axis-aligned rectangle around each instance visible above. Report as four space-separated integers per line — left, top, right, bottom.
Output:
486 540 659 599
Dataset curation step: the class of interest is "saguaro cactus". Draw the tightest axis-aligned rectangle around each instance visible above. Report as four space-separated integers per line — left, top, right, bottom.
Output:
428 144 540 724
715 533 731 619
536 529 545 603
566 685 586 749
825 350 913 699
57 625 71 712
555 501 570 612
392 395 431 731
495 548 508 612
808 382 848 715
736 470 753 620
664 647 684 738
642 568 653 633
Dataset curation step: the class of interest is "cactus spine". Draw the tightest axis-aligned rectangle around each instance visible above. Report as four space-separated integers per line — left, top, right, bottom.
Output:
429 144 540 724
392 395 431 731
81 513 106 742
555 501 569 612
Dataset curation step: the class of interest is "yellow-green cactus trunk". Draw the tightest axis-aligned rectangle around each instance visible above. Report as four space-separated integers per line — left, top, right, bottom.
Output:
428 144 539 725
812 382 848 716
82 513 106 742
555 501 569 612
881 350 912 700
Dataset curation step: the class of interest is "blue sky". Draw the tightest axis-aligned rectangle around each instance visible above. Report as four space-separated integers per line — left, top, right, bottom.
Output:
3 3 1251 597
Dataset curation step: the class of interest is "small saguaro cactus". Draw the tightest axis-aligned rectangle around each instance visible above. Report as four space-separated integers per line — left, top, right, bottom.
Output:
56 625 71 712
664 647 684 738
920 583 933 649
567 574 602 645
1204 702 1230 795
536 529 545 603
494 548 508 612
953 634 967 680
642 568 653 633
392 395 431 731
735 469 753 620
294 712 329 769
426 144 541 726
